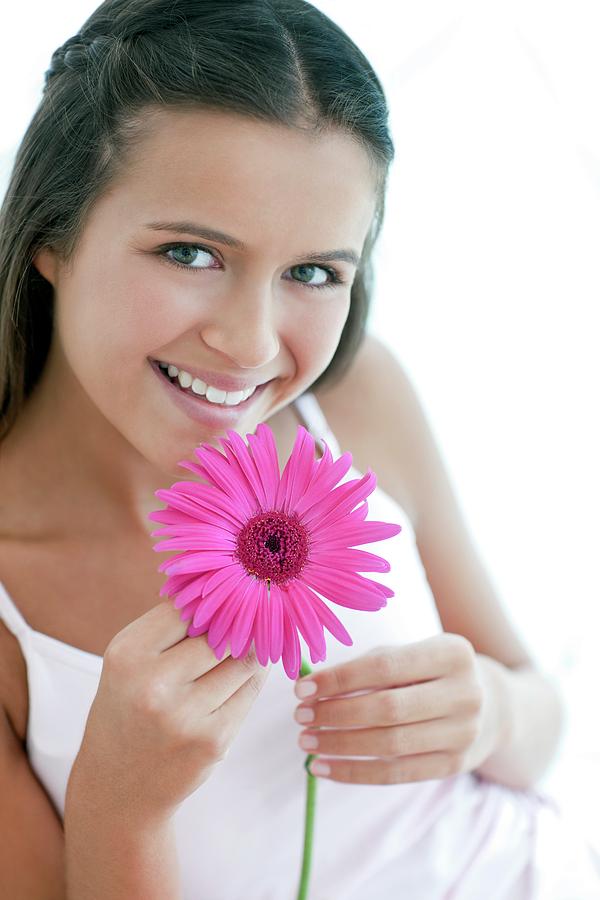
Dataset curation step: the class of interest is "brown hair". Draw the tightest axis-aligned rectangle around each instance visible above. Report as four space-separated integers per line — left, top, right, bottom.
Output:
0 0 395 440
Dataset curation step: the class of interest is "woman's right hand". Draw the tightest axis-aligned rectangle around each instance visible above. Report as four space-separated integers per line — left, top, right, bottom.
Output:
68 597 272 824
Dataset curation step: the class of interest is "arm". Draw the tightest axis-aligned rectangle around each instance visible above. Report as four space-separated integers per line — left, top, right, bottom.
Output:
317 334 566 792
473 654 567 790
64 753 182 900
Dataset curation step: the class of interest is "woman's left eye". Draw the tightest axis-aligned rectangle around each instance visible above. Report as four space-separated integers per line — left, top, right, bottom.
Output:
158 243 346 291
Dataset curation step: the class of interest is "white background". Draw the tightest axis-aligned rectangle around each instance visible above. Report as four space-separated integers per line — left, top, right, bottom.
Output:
1 0 598 850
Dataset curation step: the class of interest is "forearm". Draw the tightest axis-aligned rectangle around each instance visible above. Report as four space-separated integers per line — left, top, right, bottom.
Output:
473 654 567 791
63 759 182 900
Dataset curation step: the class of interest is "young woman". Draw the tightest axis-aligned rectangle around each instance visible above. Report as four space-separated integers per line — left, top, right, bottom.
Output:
1 1 598 897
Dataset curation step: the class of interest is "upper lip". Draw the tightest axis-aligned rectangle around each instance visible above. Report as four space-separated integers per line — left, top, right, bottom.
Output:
151 358 274 394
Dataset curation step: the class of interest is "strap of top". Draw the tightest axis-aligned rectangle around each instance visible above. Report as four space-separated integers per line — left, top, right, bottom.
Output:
0 581 31 641
292 391 342 457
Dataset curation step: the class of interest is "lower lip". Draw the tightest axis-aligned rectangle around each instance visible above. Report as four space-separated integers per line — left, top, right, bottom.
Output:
149 359 272 426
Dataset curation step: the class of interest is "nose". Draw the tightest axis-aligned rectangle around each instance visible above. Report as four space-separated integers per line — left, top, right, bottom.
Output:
199 279 280 370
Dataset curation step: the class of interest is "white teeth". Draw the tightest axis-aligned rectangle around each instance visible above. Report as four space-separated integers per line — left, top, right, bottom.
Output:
191 377 208 395
158 360 259 406
177 370 192 389
205 385 228 404
224 390 246 406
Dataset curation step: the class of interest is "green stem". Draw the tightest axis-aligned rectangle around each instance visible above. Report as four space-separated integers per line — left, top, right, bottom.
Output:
296 656 318 900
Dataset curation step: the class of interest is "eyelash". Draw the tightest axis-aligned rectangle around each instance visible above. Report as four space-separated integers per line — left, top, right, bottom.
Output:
156 242 346 291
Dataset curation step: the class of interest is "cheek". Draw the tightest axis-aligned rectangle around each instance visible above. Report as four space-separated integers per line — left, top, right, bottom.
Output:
289 294 351 364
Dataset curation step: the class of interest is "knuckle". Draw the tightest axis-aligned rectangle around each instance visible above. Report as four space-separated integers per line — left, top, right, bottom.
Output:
389 726 410 756
379 690 402 725
103 636 131 671
465 719 481 744
242 648 258 668
444 750 463 776
468 681 485 712
247 673 263 698
136 677 171 715
450 634 475 665
371 649 397 684
208 728 230 761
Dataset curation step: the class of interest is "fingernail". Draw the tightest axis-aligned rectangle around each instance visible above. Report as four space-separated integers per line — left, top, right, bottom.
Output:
310 760 330 777
295 680 317 699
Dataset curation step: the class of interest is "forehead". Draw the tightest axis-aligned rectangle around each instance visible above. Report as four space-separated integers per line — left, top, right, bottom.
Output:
103 107 379 248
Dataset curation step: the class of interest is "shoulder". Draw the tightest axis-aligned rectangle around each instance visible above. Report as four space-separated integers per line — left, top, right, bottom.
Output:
314 333 421 524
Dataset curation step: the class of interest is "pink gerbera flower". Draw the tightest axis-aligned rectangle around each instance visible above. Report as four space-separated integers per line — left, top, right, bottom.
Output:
148 422 402 680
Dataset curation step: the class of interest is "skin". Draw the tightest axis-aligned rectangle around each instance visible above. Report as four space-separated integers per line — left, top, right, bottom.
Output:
3 106 377 542
293 634 510 785
1 107 517 790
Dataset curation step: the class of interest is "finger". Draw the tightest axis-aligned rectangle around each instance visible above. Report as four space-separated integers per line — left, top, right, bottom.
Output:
295 635 459 701
186 653 272 720
298 716 470 759
112 596 200 657
295 678 468 729
307 750 457 785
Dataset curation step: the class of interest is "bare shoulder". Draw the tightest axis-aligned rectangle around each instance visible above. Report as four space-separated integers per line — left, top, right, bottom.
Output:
313 333 420 523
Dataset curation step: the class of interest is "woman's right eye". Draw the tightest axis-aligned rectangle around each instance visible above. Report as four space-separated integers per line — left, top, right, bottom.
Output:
162 243 218 271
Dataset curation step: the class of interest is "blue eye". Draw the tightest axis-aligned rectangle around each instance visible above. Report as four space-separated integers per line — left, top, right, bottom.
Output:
166 245 216 269
158 243 346 291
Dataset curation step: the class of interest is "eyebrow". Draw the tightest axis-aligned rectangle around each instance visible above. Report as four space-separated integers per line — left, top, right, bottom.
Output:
144 220 361 267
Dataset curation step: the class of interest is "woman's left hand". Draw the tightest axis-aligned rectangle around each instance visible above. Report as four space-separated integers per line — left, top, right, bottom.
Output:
294 633 509 784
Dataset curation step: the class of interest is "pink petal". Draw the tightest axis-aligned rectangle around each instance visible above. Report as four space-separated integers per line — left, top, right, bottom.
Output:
190 565 247 629
153 537 235 553
148 507 199 526
161 548 237 575
150 523 237 538
207 579 249 647
193 445 255 517
230 578 260 657
301 470 377 530
246 424 281 507
210 631 231 660
190 586 231 631
293 448 354 517
158 550 190 573
281 602 301 680
314 519 403 550
170 482 247 532
275 426 318 513
284 580 327 660
154 489 244 528
172 575 210 611
221 429 268 508
253 580 271 666
163 482 243 532
301 562 389 611
160 571 201 599
268 581 284 662
308 547 391 573
297 582 354 647
185 620 209 638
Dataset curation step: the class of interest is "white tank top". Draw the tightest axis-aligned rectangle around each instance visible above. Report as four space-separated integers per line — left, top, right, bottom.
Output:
1 392 598 899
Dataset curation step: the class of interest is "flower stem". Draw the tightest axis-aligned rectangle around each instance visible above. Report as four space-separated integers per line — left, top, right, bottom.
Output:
296 656 318 900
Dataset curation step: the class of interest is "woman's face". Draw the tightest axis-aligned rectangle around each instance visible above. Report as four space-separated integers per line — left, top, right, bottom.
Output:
34 108 378 475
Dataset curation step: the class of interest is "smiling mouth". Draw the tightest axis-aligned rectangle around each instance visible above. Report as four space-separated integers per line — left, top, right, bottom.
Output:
151 358 273 409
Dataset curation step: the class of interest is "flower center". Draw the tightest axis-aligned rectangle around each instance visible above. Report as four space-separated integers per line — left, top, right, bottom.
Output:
235 510 310 586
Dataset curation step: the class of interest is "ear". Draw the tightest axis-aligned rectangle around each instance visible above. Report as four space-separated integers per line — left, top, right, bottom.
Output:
32 247 59 286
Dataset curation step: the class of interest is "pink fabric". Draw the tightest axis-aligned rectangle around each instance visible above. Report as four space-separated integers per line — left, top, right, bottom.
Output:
1 391 598 899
